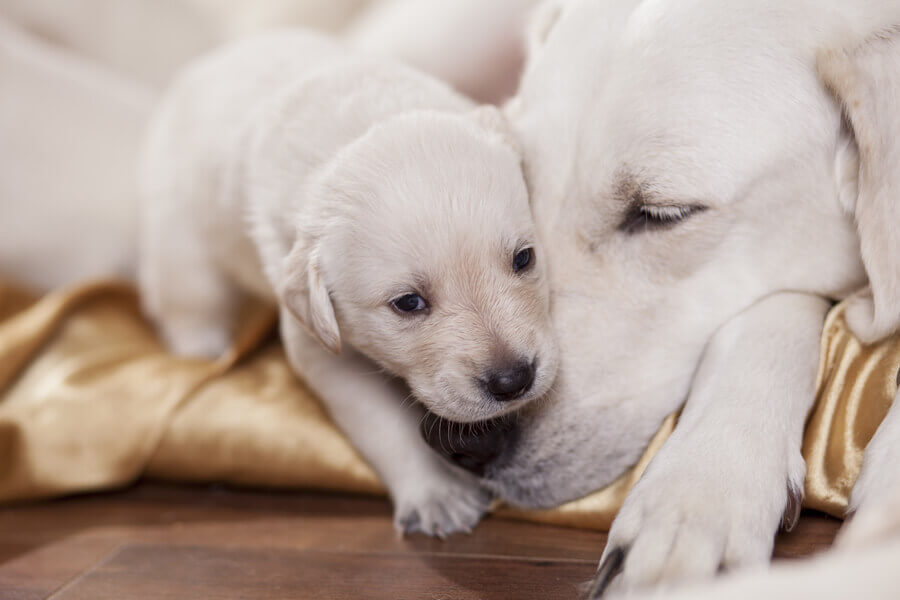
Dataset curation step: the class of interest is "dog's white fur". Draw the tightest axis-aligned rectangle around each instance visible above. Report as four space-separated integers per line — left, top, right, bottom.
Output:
346 0 539 104
0 0 535 104
139 31 558 536
0 0 369 86
620 472 900 599
465 0 900 592
627 510 900 600
0 18 153 290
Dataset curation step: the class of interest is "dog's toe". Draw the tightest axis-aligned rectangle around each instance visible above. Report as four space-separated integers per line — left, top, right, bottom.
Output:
591 441 804 596
392 469 492 538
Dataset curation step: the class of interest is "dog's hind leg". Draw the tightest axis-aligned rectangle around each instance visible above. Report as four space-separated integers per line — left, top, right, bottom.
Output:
138 212 239 359
137 82 244 360
138 143 239 359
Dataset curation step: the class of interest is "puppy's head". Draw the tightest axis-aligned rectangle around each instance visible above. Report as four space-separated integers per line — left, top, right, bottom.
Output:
280 107 558 422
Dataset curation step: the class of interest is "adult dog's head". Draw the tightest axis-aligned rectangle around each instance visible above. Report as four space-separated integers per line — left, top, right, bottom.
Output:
424 0 900 506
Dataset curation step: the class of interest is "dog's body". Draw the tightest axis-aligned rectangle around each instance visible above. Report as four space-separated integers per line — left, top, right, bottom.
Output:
415 0 900 593
139 31 559 536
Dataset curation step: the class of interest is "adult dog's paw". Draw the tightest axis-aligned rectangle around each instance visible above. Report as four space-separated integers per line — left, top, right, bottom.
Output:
837 485 900 550
588 439 804 598
392 465 492 538
838 402 900 550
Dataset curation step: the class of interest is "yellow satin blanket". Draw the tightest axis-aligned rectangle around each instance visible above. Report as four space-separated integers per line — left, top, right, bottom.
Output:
0 280 897 530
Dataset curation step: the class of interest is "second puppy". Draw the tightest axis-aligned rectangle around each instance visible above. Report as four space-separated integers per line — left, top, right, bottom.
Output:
139 31 559 535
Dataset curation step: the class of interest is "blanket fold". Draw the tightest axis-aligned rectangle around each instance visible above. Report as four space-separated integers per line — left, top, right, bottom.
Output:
0 280 896 530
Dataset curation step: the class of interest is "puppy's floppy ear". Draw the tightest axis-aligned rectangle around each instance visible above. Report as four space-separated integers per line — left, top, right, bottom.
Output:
470 105 521 155
819 30 900 343
279 238 341 353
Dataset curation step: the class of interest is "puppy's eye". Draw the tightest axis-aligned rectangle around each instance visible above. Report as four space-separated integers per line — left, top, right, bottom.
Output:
513 247 534 273
619 204 706 234
391 293 428 314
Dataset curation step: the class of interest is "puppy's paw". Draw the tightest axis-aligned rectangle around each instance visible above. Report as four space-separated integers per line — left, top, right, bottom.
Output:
589 439 804 598
392 465 492 538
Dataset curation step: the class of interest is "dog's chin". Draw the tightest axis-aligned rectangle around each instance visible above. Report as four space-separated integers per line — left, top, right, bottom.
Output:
479 400 660 508
481 478 569 509
417 390 522 423
413 376 551 424
482 459 624 509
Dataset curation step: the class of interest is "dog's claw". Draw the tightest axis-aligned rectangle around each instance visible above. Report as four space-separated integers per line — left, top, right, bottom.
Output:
392 471 492 538
587 546 627 599
782 485 803 532
398 512 421 536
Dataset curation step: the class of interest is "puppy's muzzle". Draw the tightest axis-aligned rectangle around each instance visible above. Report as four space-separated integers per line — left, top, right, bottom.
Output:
420 412 516 476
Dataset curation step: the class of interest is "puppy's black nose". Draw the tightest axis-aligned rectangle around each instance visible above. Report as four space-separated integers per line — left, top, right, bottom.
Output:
421 413 515 476
485 360 535 401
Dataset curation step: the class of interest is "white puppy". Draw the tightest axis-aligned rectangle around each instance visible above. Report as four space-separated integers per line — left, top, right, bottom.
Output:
416 0 900 591
138 31 559 536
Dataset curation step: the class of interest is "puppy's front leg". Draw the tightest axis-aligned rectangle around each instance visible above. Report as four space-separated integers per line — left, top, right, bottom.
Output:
280 312 492 537
592 292 830 597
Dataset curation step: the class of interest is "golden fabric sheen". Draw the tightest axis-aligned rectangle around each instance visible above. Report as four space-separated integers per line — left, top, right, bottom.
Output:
0 281 896 530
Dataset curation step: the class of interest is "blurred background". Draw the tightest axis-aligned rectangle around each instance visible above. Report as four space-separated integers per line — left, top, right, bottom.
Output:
0 0 538 290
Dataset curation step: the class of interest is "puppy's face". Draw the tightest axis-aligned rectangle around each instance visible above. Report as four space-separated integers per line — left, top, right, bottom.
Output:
293 110 558 422
465 0 888 507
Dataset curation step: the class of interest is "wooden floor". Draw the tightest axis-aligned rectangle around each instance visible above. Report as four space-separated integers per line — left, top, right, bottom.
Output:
0 482 841 599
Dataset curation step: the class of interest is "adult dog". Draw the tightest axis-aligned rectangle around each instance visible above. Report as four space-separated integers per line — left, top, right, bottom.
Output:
422 0 900 594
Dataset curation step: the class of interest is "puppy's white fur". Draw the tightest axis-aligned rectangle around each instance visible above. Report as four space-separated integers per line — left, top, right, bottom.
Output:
472 0 900 591
139 31 558 536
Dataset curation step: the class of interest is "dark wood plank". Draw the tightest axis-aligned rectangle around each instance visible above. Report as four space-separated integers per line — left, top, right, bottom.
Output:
0 534 124 600
53 544 596 600
774 511 843 559
0 483 608 564
0 482 842 600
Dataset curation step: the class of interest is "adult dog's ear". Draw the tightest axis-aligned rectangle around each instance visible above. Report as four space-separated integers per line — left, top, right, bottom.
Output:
525 0 564 57
819 29 900 343
279 238 341 353
503 1 564 120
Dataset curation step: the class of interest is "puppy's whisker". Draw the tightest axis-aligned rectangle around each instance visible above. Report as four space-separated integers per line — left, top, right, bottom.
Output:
398 392 416 410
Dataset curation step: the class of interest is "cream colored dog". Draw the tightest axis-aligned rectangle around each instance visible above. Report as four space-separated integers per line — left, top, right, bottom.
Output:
139 31 559 536
417 0 900 592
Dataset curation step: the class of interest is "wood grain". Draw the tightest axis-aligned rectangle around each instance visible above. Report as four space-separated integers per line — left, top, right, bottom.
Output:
0 482 841 599
54 545 596 600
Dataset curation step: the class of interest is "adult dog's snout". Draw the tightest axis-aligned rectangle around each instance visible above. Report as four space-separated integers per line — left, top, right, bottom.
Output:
421 412 516 476
484 359 535 401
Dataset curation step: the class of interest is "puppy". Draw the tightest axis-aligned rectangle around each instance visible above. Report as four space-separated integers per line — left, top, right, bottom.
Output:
138 31 558 536
418 0 900 591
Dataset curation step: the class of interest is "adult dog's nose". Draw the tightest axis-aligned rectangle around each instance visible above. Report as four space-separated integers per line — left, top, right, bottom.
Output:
485 360 535 401
420 412 515 476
